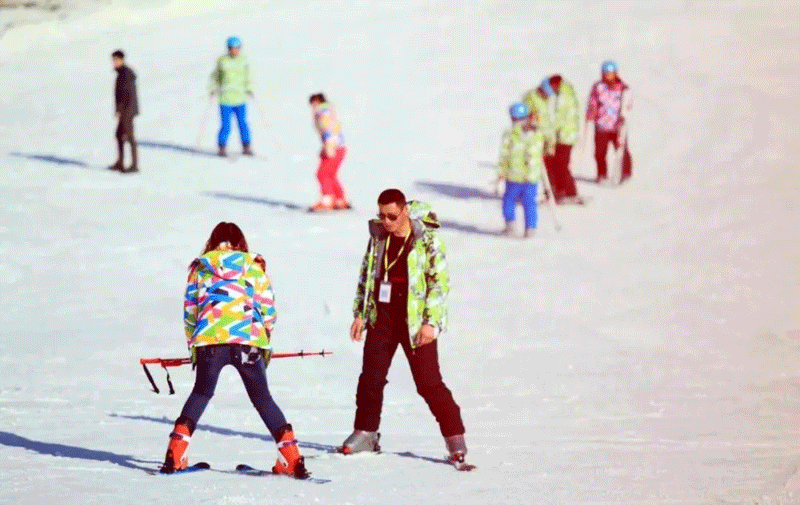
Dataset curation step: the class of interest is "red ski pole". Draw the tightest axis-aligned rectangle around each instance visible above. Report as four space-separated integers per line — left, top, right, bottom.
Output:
139 350 333 394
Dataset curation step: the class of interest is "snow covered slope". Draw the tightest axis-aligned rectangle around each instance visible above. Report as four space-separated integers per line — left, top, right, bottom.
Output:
1 1 799 504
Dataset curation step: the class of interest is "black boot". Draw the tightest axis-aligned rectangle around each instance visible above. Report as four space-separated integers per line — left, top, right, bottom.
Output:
218 145 226 157
242 143 253 156
109 138 124 170
124 142 139 173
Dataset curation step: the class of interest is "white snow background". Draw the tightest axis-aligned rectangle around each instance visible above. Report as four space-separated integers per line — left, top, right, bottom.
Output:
1 1 799 504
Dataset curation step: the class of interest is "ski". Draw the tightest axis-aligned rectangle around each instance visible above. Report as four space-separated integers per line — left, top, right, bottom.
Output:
235 464 331 484
380 451 477 472
154 462 210 475
447 456 477 472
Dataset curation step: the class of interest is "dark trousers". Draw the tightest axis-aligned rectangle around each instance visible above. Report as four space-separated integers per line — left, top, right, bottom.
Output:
115 115 137 168
179 344 287 441
354 305 465 437
544 144 579 200
594 129 632 181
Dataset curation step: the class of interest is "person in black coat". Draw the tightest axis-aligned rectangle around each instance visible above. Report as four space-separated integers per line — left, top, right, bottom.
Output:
109 50 139 172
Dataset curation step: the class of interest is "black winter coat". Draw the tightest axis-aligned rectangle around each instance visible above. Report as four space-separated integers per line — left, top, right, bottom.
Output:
115 65 139 118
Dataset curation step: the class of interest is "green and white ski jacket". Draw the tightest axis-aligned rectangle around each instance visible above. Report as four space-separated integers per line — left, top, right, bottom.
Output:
352 201 450 348
522 89 556 150
553 80 581 146
209 53 252 106
497 122 545 184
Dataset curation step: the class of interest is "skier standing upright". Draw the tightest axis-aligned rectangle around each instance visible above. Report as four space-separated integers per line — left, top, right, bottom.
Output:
108 50 139 173
522 81 556 158
160 222 308 478
308 93 350 211
585 60 632 183
342 189 472 470
539 75 583 204
210 36 253 157
497 102 545 238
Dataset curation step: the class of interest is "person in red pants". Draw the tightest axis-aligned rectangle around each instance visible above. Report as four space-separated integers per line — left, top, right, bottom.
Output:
585 60 633 184
308 93 350 211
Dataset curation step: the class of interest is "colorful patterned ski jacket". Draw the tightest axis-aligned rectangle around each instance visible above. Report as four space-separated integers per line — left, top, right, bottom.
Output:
184 249 276 350
522 88 556 151
586 78 629 132
497 122 545 184
209 53 252 106
553 80 580 145
353 201 449 347
313 101 345 154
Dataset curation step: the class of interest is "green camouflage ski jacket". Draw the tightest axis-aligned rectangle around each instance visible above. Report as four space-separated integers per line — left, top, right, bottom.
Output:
497 122 545 183
353 201 449 347
553 80 580 145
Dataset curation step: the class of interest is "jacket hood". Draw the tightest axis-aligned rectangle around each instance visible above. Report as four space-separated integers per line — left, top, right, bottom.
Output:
368 200 440 239
190 249 261 278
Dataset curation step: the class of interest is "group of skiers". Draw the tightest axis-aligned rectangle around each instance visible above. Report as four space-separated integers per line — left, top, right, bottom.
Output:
496 60 633 237
109 37 352 211
162 188 472 477
110 38 633 477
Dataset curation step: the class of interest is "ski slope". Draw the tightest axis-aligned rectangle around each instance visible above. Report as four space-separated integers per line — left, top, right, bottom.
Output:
1 1 799 503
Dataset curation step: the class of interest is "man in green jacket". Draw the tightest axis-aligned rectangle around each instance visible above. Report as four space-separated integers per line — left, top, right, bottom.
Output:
210 36 253 157
539 75 584 204
340 189 473 471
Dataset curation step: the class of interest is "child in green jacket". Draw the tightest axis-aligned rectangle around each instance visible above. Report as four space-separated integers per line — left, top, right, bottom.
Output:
497 102 545 238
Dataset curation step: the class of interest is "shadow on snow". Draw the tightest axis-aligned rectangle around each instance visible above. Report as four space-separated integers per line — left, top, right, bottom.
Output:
415 180 499 201
0 430 157 472
138 140 218 158
203 191 305 211
110 413 453 465
438 219 500 237
7 152 102 170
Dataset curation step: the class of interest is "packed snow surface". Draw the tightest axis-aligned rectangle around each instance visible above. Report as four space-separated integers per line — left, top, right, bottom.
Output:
1 1 799 504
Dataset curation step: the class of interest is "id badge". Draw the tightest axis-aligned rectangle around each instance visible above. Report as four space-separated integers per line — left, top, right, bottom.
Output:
378 282 392 303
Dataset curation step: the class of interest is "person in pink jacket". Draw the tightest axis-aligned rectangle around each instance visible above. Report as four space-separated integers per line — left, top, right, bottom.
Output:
308 93 350 211
585 60 633 183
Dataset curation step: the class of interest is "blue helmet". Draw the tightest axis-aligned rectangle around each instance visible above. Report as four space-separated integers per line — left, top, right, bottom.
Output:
601 60 618 73
509 102 529 120
540 78 554 97
227 36 242 49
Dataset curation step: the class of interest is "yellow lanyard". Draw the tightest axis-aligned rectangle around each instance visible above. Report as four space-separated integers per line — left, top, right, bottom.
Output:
384 232 410 282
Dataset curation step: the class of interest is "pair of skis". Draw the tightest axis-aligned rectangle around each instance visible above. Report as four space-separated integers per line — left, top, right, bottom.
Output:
157 462 330 484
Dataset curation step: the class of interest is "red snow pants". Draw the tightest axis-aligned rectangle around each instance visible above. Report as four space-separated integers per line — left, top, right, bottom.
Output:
316 146 347 199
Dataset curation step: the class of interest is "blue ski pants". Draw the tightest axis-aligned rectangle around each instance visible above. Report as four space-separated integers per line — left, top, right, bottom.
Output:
179 344 287 441
218 103 251 147
502 181 538 230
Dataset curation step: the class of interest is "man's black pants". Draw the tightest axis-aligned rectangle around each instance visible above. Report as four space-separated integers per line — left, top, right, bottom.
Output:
115 115 138 167
354 305 465 437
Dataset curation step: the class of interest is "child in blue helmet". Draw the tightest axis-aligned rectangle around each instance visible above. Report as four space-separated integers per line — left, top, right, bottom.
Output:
210 36 253 157
496 102 546 238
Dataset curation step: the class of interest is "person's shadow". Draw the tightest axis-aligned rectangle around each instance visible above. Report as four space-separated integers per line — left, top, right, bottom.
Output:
110 414 456 466
8 152 104 171
0 430 158 472
137 140 218 157
415 180 499 201
203 191 305 211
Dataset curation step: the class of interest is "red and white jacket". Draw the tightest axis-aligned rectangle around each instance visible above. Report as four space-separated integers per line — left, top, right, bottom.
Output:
586 79 630 133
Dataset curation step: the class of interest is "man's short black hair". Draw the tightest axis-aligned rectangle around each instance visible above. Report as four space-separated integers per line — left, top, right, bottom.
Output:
377 188 406 207
112 50 125 59
309 93 326 104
